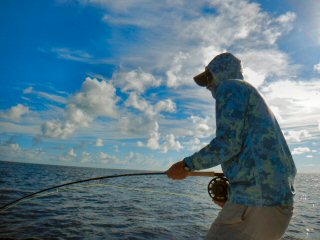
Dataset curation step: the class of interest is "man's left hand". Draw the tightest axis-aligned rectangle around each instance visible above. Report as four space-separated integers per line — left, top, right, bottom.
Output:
166 160 189 180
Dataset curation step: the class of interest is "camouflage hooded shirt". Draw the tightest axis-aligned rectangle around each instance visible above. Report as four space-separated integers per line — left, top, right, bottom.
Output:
184 53 296 206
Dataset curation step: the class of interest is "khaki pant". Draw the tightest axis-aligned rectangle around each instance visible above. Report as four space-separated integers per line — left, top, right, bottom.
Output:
206 202 293 240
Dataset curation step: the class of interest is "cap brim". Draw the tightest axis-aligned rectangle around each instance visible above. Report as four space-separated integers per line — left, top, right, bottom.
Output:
193 71 208 87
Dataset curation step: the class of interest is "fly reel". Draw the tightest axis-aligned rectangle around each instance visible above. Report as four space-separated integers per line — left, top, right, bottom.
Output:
207 176 229 202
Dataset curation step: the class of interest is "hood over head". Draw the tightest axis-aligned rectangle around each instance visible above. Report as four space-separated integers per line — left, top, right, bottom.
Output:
194 52 244 87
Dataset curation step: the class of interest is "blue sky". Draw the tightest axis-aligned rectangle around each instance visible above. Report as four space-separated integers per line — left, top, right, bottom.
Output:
0 0 319 172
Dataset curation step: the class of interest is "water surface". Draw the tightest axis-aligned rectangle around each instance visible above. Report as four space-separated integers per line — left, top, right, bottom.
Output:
0 161 319 239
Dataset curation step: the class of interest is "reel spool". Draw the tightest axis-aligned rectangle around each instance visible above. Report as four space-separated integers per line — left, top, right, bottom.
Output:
207 176 229 202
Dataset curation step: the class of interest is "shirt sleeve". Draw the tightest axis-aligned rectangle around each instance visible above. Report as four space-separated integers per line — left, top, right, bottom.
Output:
184 81 248 171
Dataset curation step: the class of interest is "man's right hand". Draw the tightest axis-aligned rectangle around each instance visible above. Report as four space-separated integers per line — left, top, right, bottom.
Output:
166 160 189 180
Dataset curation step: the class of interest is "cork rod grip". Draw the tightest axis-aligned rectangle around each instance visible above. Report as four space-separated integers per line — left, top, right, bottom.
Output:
186 171 224 177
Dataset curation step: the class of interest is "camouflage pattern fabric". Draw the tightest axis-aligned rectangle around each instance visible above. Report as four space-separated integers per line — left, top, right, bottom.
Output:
184 53 296 206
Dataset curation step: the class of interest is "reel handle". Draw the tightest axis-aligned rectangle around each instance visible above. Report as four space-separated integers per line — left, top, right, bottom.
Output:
186 172 229 202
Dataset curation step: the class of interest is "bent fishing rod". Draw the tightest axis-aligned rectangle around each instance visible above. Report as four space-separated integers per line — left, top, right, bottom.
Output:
0 171 227 213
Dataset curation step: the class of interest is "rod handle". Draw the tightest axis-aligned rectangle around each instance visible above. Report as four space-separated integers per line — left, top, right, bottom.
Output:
187 171 224 177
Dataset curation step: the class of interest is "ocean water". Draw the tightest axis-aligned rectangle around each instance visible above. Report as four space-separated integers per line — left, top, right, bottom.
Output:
0 161 319 240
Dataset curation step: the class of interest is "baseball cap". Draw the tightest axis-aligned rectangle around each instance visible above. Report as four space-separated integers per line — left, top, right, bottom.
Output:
193 68 212 87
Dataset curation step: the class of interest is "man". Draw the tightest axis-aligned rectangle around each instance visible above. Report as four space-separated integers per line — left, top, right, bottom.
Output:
166 53 296 240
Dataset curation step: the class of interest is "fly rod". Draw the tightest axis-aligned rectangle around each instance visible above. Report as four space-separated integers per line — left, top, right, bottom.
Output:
0 171 222 213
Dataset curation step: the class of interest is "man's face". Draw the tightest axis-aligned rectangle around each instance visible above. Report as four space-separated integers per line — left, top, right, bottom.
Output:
205 69 217 92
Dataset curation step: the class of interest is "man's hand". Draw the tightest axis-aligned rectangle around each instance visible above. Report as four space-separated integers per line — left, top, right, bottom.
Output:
166 160 189 180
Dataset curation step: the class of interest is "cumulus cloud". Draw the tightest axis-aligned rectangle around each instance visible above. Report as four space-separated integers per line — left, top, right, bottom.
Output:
118 115 156 136
155 99 176 114
162 134 183 153
42 120 76 139
99 151 124 165
0 104 30 122
124 151 164 170
10 143 21 151
125 92 176 118
145 121 160 150
68 148 77 157
166 52 191 87
99 151 109 160
284 130 311 143
42 77 118 138
129 112 212 153
242 67 266 89
113 68 161 93
96 138 104 147
65 104 92 127
81 151 91 163
240 50 298 88
184 137 207 151
292 147 311 155
276 11 296 24
0 143 46 163
119 85 177 149
70 77 118 117
125 93 154 116
190 115 214 138
137 121 182 152
314 63 320 73
146 131 161 150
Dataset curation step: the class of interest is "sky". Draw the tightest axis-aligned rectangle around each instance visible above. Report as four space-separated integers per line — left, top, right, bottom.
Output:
0 0 319 172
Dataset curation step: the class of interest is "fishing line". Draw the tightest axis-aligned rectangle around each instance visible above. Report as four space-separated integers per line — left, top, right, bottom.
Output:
0 172 166 213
